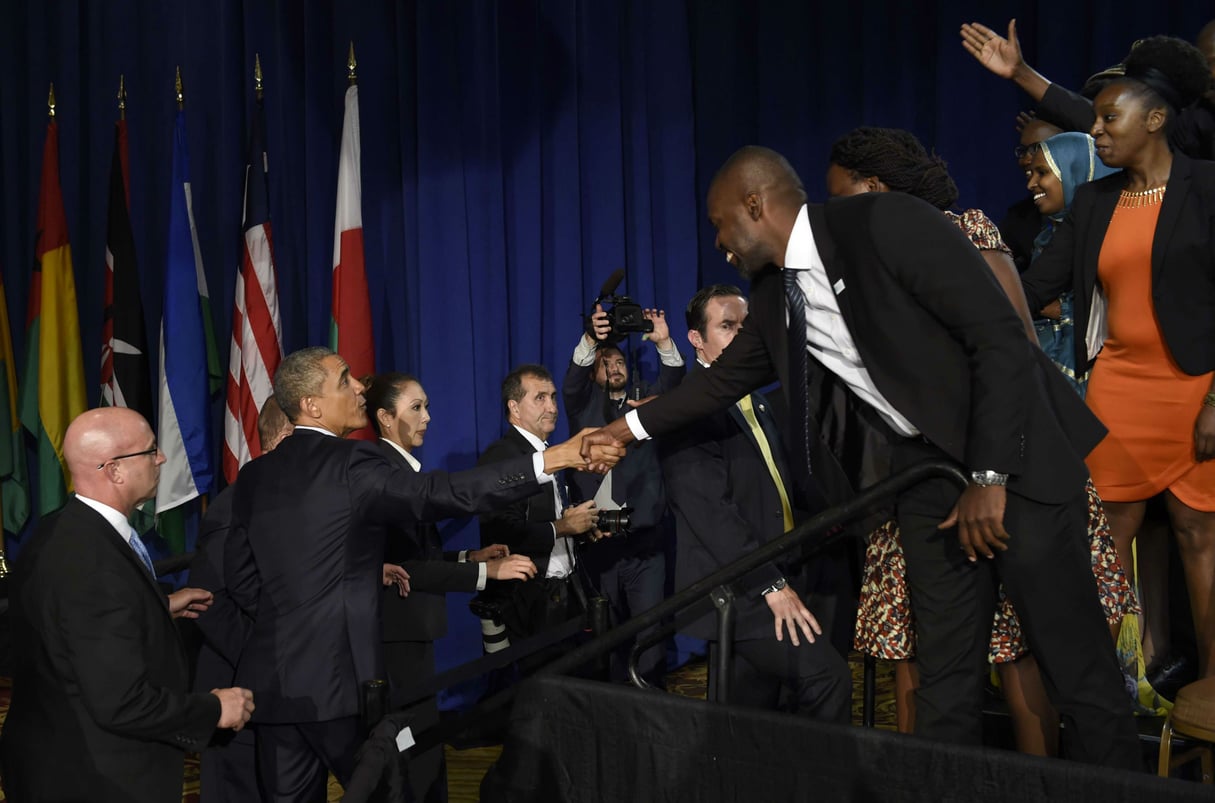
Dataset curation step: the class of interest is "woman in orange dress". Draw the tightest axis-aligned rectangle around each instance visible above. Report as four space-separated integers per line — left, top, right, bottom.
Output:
1022 36 1215 680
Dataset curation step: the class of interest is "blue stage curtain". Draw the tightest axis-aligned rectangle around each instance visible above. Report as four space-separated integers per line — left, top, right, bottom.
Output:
0 0 1208 692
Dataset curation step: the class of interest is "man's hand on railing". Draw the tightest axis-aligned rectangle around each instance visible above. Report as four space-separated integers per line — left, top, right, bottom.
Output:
764 586 821 646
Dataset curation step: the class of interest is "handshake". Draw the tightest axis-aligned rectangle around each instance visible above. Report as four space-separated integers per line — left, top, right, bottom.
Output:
542 418 641 475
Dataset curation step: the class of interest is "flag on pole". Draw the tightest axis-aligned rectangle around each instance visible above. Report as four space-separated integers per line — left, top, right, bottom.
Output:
0 271 29 534
156 108 214 521
100 118 153 422
19 112 87 516
331 83 375 438
223 104 282 483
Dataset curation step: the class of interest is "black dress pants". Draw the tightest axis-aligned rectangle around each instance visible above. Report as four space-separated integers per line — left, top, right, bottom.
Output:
893 437 1139 766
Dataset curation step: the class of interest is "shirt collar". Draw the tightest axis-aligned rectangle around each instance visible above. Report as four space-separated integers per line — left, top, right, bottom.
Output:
512 424 547 452
380 437 421 471
75 494 136 542
294 425 338 438
782 204 816 271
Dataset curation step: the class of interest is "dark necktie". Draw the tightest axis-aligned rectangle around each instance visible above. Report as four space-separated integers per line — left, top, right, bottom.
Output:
783 269 811 476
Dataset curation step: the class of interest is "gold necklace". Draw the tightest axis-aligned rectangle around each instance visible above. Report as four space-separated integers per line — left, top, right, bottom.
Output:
1116 184 1167 209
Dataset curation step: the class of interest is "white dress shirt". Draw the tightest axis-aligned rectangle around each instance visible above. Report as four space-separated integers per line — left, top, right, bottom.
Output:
512 425 574 579
76 494 139 543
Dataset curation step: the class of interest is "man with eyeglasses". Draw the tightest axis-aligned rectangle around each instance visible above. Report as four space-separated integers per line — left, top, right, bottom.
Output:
0 407 256 803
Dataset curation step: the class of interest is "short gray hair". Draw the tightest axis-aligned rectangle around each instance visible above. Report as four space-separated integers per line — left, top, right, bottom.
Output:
274 347 335 423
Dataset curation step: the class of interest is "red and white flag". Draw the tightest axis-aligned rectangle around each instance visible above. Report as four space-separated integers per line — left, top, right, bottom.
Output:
223 107 282 483
330 84 375 439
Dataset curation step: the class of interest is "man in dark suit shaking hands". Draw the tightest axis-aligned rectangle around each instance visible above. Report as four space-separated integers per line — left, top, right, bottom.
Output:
584 146 1139 765
1 407 255 803
224 348 617 802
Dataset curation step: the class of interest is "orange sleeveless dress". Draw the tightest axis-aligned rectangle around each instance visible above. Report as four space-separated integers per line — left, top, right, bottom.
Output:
1084 190 1215 510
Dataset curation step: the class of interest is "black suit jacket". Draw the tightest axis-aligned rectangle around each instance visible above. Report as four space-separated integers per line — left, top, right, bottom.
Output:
224 428 539 723
189 486 251 692
636 194 1105 513
1 498 220 803
476 427 562 577
376 439 480 643
660 386 796 641
1021 151 1215 378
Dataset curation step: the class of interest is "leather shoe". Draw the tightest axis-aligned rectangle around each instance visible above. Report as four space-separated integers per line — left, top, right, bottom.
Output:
1146 653 1196 702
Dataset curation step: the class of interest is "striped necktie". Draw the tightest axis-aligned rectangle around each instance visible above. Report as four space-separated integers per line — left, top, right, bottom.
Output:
737 394 795 533
128 529 156 577
783 269 812 480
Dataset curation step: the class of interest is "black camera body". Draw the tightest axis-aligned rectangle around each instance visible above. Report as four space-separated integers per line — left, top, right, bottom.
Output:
589 269 653 342
597 506 634 536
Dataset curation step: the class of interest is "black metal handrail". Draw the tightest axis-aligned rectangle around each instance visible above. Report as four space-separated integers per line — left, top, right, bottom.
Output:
404 459 966 758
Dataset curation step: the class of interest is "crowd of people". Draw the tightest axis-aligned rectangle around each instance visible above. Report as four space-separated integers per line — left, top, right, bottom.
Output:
1 18 1213 803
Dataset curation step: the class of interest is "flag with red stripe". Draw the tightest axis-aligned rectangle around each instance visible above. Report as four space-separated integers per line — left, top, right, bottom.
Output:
330 84 375 439
223 105 282 483
100 118 153 422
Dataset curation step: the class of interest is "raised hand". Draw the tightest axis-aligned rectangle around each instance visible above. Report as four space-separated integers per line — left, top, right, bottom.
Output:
960 19 1023 79
642 308 674 349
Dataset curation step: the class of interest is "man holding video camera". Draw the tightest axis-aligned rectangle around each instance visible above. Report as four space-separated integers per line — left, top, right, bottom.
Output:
563 298 684 685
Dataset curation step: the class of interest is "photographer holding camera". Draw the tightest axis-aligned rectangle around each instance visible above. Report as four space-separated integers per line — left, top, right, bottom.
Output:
563 294 685 685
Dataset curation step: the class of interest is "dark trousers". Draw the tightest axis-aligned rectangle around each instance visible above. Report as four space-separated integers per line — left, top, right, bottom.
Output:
595 549 666 683
707 634 851 723
383 640 447 803
199 727 258 803
893 438 1139 766
254 716 360 803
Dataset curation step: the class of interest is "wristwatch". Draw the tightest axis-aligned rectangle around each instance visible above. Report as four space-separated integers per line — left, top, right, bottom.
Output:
970 469 1009 487
761 577 787 596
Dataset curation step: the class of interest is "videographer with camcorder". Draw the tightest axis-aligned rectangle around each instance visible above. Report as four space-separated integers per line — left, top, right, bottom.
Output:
562 270 685 686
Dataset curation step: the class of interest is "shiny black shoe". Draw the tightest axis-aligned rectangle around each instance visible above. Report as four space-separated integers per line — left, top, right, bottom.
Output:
1145 653 1197 702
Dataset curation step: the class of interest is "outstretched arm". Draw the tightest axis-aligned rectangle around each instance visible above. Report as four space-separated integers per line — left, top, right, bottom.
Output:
960 19 1052 103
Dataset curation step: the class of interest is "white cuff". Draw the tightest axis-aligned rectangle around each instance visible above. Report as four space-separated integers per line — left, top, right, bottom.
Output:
572 336 597 366
458 550 468 563
656 344 684 366
476 562 487 591
624 409 651 441
532 451 554 484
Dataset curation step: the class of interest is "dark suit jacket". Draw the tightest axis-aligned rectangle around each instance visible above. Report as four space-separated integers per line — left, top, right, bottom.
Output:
660 385 797 641
635 194 1105 514
1 498 220 803
189 486 251 692
376 439 480 643
476 427 562 577
224 428 539 723
1021 150 1215 378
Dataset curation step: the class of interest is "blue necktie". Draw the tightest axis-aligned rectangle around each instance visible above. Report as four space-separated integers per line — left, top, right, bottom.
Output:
783 269 811 474
128 529 156 577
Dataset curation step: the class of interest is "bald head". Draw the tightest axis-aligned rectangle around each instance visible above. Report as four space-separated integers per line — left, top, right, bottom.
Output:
66 407 162 513
706 146 807 279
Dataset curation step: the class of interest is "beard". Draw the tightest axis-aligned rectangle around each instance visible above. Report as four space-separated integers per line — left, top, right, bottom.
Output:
605 374 627 392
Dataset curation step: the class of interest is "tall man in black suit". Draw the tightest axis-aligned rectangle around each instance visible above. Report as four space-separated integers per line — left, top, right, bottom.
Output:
474 364 598 655
189 396 295 803
584 146 1140 765
563 306 684 682
224 348 616 802
660 285 850 721
1 407 254 803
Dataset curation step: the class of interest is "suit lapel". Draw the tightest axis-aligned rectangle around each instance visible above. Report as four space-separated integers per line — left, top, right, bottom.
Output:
72 500 171 610
1152 152 1192 284
1084 181 1122 298
807 205 857 331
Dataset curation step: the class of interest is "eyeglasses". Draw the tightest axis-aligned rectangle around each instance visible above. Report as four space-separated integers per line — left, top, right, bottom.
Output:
1014 143 1041 160
97 442 159 470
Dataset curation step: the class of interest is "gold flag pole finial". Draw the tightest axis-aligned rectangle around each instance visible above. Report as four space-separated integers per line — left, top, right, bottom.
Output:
48 82 56 118
118 74 127 120
347 41 357 86
175 66 184 110
254 53 264 103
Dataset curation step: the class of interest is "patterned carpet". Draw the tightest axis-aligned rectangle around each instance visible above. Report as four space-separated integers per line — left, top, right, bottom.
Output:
0 654 896 802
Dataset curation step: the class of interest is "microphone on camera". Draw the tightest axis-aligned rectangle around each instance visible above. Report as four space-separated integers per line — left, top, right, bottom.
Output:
597 269 626 300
